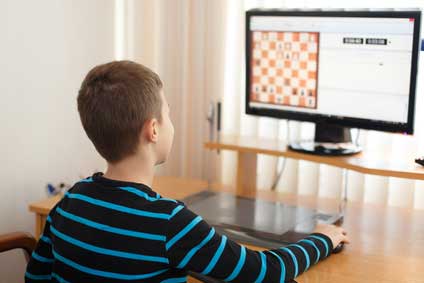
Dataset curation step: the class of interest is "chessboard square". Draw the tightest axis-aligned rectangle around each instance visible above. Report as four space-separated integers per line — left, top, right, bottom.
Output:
269 32 277 41
253 49 261 59
307 61 317 71
253 31 262 41
276 86 283 94
300 43 308 51
300 61 307 69
253 66 261 76
276 95 283 103
276 60 284 68
269 59 276 68
261 68 268 75
299 97 306 107
252 83 261 93
261 41 269 50
308 53 317 61
293 32 300 41
292 69 299 78
307 97 316 107
260 59 269 68
308 43 317 52
292 60 299 69
290 95 300 106
308 71 317 79
292 42 300 52
299 79 307 88
292 78 299 87
299 69 308 79
269 77 276 84
261 50 269 58
260 75 269 85
292 52 300 61
284 32 293 41
283 68 291 77
269 67 276 76
283 86 291 95
307 79 316 88
300 33 309 42
277 69 283 76
300 52 308 61
253 76 260 84
259 93 269 102
276 77 283 85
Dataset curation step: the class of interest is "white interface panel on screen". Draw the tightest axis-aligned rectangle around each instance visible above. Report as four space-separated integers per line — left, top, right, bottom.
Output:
248 16 415 123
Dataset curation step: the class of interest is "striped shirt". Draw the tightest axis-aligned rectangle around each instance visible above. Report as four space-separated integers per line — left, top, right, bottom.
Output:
26 173 333 283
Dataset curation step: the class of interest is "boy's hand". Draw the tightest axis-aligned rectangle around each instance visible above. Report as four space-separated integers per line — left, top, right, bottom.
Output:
313 223 350 249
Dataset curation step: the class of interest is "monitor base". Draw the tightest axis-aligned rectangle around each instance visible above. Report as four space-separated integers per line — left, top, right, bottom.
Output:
289 122 362 156
289 141 362 156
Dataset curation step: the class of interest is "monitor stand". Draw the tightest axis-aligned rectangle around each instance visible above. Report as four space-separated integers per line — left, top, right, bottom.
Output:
288 122 362 156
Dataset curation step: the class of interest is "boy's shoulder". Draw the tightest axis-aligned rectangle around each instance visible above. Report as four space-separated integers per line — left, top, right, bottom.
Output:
67 176 187 218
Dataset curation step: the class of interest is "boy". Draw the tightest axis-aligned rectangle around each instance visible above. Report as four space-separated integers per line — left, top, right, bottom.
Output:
25 61 349 282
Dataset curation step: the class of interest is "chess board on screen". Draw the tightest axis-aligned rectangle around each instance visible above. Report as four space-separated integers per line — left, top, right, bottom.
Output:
250 31 319 109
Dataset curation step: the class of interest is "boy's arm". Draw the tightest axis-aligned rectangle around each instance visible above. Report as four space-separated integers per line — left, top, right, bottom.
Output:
165 205 334 282
25 215 54 282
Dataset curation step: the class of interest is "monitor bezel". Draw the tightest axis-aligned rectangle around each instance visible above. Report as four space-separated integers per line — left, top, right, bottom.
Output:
245 9 421 134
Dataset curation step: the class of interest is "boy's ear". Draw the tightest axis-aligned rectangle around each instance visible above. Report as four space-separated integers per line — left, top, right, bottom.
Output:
143 118 159 143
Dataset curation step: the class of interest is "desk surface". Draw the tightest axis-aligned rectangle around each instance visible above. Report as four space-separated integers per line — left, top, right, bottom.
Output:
205 134 424 181
29 176 424 283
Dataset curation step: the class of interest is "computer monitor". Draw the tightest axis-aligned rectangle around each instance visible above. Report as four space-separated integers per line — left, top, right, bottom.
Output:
245 9 421 155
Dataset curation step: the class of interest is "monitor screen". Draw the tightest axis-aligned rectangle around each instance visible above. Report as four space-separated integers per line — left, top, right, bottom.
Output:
246 10 421 134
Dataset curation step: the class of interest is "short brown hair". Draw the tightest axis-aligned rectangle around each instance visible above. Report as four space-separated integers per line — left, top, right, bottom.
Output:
77 60 163 163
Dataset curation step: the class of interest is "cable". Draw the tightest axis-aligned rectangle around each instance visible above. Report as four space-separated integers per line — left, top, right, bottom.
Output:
354 129 361 146
270 120 289 191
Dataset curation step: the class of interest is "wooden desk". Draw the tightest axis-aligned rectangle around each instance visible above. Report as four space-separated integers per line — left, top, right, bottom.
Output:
28 176 424 283
205 135 424 195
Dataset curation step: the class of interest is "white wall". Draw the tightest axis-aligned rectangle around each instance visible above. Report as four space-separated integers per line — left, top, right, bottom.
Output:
0 1 115 281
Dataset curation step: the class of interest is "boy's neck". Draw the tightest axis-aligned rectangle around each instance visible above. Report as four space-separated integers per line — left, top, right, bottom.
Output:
104 155 155 188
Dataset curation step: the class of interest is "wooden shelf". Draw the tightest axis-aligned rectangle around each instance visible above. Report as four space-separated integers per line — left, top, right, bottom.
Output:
205 134 424 194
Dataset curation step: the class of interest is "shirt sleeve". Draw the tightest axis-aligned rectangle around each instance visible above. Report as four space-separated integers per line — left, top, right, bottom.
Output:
165 205 333 282
25 214 55 282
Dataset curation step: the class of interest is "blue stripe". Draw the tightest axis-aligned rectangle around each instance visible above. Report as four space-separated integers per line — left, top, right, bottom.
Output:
224 246 246 281
52 249 168 280
50 225 168 264
51 273 70 283
56 207 165 241
169 205 184 219
166 216 202 250
117 186 177 203
299 239 320 264
47 216 52 223
201 235 227 275
65 192 170 219
161 276 187 283
32 251 54 263
177 228 215 268
281 247 298 278
308 235 329 257
292 244 310 271
254 252 267 283
79 177 93 183
268 251 286 283
25 272 51 280
40 235 52 244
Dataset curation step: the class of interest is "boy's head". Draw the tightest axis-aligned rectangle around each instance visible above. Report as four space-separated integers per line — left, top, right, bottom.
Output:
77 60 174 165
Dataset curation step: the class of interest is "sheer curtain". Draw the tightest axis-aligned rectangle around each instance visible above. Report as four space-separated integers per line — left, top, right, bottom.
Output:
127 0 424 209
221 0 424 209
